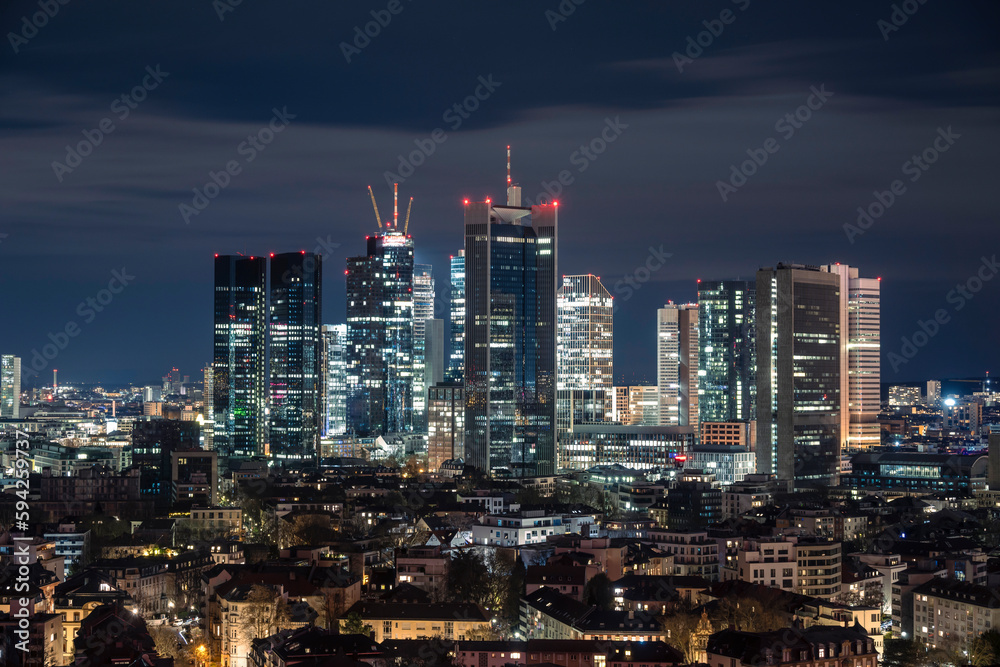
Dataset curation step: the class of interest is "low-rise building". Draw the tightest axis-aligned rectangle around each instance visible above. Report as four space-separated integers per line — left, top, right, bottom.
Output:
912 577 1000 653
340 601 489 642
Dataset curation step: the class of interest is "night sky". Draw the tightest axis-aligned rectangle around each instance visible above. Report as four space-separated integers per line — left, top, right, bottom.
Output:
1 1 998 388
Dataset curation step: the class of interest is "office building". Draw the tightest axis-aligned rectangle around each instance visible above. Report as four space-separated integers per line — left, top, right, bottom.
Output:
665 469 722 529
463 180 558 477
697 280 755 423
448 250 465 382
557 275 613 438
346 230 414 436
412 264 434 431
926 380 941 406
888 385 921 407
213 255 267 460
622 385 659 426
424 318 445 394
268 251 323 461
427 381 464 473
843 451 987 493
685 445 755 485
756 264 841 490
201 364 214 450
141 385 161 403
657 303 698 427
1 355 20 418
131 419 201 509
559 423 694 470
822 264 880 451
322 324 348 436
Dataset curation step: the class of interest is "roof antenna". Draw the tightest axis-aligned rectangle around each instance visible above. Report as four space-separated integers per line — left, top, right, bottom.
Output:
393 183 398 230
507 145 511 187
506 145 521 206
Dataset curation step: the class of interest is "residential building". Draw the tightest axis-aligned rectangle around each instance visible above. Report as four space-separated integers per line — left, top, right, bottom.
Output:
912 578 1000 653
646 529 720 580
340 601 489 642
722 536 842 599
722 474 777 520
706 625 877 667
395 545 448 601
889 386 921 407
472 508 599 547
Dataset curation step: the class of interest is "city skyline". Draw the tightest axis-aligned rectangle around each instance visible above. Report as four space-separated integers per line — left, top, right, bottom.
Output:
2 2 998 385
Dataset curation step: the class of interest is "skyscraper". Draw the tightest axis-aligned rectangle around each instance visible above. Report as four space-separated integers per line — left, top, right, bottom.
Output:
657 303 699 428
755 264 841 490
412 264 434 431
213 255 267 460
448 250 465 382
557 275 613 448
822 264 881 451
1 355 20 419
464 179 558 477
322 324 348 436
346 230 414 436
268 251 323 462
201 364 214 451
428 381 464 473
697 280 756 424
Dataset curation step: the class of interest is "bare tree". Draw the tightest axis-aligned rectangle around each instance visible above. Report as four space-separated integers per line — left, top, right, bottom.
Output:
238 585 291 644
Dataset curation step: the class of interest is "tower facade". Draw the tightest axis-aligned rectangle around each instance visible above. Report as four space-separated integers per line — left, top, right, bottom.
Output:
412 264 435 431
448 250 466 382
464 194 558 477
346 231 414 436
556 275 613 452
697 280 756 423
268 251 323 462
657 303 699 428
755 264 841 490
821 264 880 451
213 255 267 460
1 355 20 419
322 324 348 437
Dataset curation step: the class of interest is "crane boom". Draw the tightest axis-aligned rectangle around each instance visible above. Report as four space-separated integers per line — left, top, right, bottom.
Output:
404 196 413 235
367 185 382 228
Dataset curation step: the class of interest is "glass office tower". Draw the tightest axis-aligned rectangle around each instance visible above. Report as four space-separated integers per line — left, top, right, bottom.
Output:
697 280 756 423
464 191 558 477
346 231 415 436
322 324 348 437
268 251 323 461
448 250 465 382
213 255 267 460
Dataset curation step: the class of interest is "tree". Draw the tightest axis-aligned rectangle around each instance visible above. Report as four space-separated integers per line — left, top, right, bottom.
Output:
882 637 928 667
969 628 1000 667
447 549 489 605
713 592 787 632
238 585 291 643
661 610 701 663
341 611 372 636
149 626 183 662
583 572 614 611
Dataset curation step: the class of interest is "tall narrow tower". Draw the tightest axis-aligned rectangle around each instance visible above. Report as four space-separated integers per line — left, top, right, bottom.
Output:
657 302 699 428
464 151 558 476
213 255 267 460
269 251 323 462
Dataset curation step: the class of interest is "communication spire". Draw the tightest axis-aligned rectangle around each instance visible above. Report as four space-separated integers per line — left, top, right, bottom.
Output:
393 182 398 229
507 145 511 186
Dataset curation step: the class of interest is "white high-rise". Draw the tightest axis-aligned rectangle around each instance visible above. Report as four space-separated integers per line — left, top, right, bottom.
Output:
557 275 614 459
822 264 881 451
1 355 20 419
412 264 435 431
322 324 348 436
657 303 698 428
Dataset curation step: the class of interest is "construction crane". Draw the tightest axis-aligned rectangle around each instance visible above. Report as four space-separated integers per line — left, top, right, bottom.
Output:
367 185 382 228
404 196 413 235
